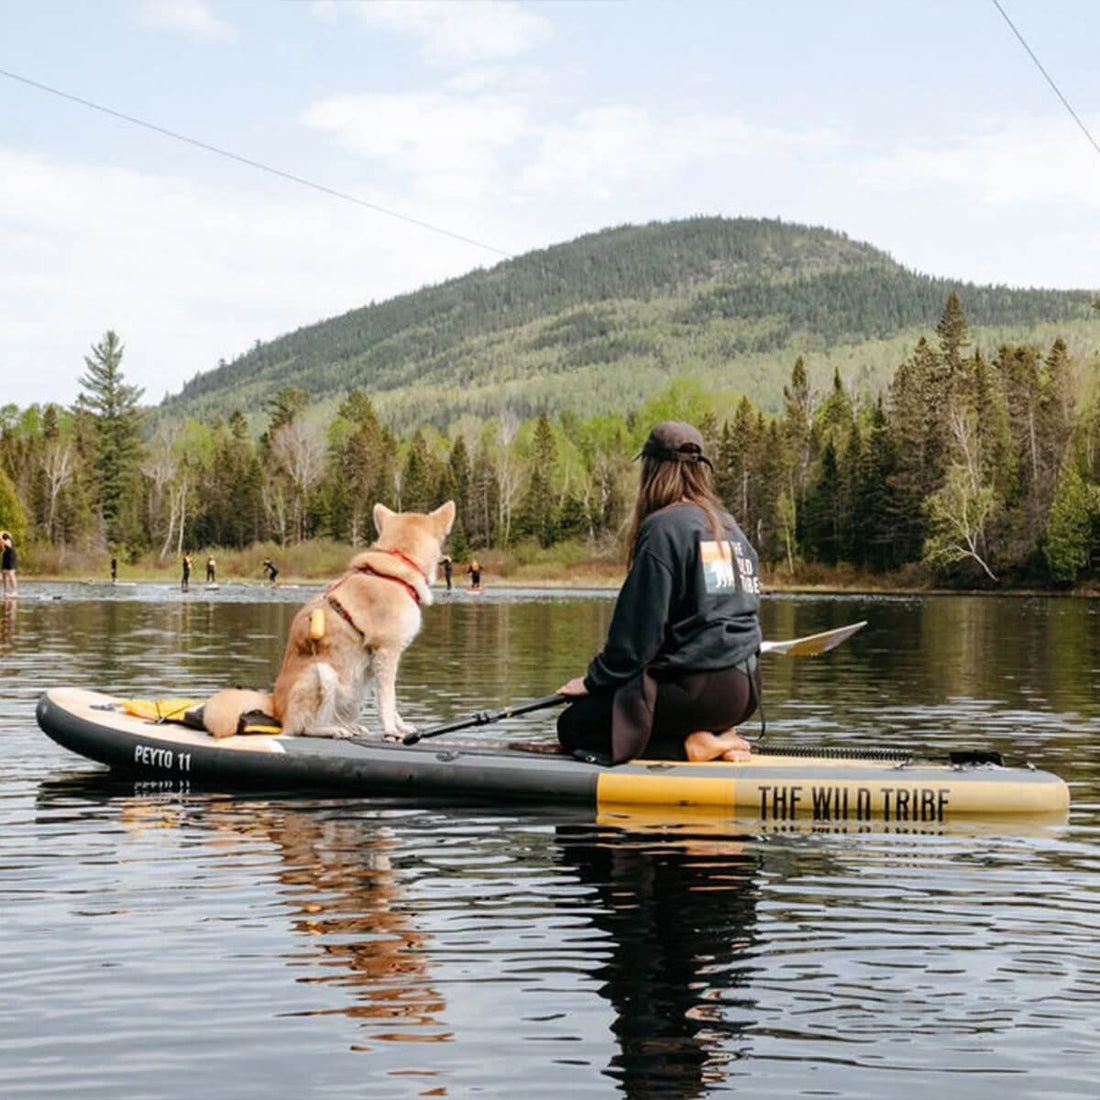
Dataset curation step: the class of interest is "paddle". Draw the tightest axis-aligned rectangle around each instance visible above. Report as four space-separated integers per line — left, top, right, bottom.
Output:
759 619 866 656
401 694 567 745
401 621 867 746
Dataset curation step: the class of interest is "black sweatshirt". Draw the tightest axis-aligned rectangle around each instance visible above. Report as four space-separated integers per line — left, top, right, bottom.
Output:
584 502 762 691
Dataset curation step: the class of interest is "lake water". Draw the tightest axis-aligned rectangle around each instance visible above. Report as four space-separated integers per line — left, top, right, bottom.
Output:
2 583 1099 1098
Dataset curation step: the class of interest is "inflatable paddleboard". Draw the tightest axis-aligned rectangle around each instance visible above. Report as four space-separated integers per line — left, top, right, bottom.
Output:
36 688 1070 822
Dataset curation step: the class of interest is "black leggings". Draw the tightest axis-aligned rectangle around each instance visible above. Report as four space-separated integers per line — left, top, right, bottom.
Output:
557 664 759 761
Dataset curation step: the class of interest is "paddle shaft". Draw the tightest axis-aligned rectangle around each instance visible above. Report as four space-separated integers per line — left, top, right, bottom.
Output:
403 693 568 745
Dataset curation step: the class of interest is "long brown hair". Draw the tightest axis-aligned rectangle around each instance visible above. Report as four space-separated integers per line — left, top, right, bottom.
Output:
625 455 726 564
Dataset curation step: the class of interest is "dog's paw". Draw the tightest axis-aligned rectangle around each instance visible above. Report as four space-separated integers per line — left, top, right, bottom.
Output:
302 725 355 740
394 716 417 735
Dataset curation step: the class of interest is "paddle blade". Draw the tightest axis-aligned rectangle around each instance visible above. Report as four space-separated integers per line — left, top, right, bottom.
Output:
760 620 867 657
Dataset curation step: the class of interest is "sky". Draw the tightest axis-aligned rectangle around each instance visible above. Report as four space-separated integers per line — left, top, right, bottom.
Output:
2 0 1098 408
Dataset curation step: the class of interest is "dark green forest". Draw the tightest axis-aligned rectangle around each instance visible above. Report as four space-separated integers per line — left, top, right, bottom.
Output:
160 217 1098 432
2 291 1098 589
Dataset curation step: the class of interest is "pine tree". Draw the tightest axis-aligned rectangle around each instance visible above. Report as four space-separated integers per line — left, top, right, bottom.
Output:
888 336 943 561
400 431 434 513
860 397 899 572
77 330 145 541
803 437 840 565
518 412 559 547
1043 459 1097 585
936 290 969 381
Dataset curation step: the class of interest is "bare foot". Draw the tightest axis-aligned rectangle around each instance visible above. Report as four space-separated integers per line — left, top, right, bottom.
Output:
685 728 753 762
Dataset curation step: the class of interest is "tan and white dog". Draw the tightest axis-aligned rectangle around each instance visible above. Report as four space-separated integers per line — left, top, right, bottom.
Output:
203 501 455 740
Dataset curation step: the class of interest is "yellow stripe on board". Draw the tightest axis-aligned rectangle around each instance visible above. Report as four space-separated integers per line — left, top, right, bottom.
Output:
597 769 1070 822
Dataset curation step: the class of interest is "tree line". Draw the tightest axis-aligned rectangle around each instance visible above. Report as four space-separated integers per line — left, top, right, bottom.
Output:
1 292 1098 586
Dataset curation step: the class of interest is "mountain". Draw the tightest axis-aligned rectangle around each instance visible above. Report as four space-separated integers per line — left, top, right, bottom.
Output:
161 216 1097 430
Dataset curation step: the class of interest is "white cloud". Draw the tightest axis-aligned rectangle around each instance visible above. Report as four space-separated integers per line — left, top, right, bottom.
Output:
351 0 551 63
0 148 519 407
520 107 848 199
858 115 1100 209
138 0 235 42
303 92 529 199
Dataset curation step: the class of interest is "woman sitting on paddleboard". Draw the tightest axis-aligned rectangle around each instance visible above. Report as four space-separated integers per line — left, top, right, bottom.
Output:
556 421 762 764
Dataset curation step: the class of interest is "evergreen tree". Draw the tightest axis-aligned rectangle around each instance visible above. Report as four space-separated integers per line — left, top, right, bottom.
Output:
518 412 559 547
77 330 145 541
888 336 943 560
400 431 434 513
936 290 969 380
1043 459 1097 585
860 397 899 571
803 437 841 565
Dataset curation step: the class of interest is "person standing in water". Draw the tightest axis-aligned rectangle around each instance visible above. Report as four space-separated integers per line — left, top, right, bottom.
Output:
181 552 192 592
556 421 762 765
262 559 279 586
206 556 217 584
467 559 482 590
441 556 453 592
1 532 17 598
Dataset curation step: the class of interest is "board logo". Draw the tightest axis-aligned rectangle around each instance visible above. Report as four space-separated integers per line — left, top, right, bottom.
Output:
701 539 760 594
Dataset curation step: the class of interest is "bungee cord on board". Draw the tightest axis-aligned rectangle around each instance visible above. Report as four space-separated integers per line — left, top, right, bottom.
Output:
0 66 515 260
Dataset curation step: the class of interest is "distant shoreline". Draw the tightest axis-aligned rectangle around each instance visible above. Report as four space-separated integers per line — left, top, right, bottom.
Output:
17 572 1097 599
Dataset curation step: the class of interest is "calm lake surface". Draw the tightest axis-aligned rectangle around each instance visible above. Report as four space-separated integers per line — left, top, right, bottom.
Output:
2 583 1099 1098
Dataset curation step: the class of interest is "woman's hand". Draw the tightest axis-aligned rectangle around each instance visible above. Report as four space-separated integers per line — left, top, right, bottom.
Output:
556 677 589 698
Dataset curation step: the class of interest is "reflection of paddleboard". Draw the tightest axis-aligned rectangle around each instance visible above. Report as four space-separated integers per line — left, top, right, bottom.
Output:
35 687 1072 821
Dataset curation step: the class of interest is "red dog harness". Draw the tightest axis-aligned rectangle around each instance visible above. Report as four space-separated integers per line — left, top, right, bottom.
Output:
323 549 427 638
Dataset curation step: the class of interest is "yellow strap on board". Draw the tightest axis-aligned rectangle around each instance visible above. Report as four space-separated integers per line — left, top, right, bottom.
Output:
121 698 204 724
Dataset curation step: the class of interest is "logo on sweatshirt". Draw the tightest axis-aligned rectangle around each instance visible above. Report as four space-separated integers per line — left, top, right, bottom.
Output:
701 540 760 595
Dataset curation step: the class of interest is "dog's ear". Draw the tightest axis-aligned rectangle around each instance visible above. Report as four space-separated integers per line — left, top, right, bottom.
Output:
374 502 396 535
431 500 456 536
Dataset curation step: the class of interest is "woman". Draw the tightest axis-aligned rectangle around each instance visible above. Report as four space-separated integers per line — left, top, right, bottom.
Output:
556 421 762 764
1 532 17 598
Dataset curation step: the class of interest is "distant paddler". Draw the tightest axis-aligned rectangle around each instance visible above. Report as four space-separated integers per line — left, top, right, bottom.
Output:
556 421 761 765
180 552 192 593
1 531 17 599
262 558 279 586
467 558 482 591
206 556 216 584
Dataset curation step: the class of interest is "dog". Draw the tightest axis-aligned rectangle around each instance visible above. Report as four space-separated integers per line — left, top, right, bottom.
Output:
203 500 455 740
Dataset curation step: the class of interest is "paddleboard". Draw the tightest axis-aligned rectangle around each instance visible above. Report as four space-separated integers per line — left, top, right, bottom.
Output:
37 688 1070 822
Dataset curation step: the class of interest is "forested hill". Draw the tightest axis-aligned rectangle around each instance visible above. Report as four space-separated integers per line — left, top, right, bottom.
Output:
163 217 1097 430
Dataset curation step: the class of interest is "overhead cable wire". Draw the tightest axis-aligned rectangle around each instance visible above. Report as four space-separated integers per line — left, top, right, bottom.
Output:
989 0 1100 157
0 66 514 258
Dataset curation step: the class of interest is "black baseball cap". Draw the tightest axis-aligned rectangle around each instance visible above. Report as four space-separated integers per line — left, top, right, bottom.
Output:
635 420 713 468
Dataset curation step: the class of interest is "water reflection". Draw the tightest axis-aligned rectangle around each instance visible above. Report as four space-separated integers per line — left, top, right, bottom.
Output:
1 596 16 653
10 588 1100 1099
554 821 759 1096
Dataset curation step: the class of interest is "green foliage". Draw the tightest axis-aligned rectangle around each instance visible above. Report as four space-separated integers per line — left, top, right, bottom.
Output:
3 286 1099 591
0 466 27 544
1043 461 1098 585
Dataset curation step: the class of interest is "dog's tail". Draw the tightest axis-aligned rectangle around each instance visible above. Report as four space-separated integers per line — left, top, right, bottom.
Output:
311 662 341 728
277 661 345 735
